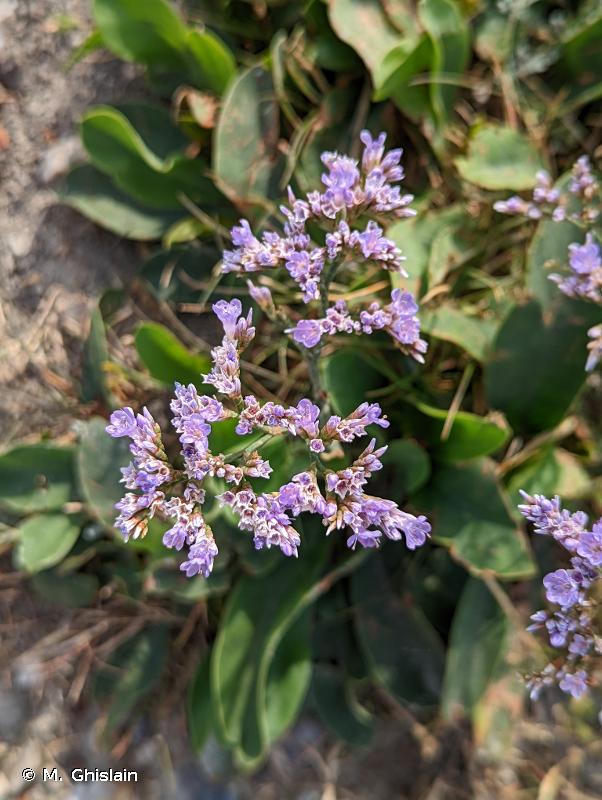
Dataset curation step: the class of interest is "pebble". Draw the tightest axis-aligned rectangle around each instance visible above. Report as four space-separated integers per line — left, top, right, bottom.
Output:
37 135 83 184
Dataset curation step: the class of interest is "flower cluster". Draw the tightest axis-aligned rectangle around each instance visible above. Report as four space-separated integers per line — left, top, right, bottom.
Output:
518 492 602 700
221 131 427 362
288 290 427 363
494 156 602 370
106 300 431 578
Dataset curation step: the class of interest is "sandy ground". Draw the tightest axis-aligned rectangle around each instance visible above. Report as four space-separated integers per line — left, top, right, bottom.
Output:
0 0 139 444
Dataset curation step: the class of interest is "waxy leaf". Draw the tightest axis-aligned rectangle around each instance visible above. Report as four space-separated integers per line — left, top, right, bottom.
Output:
418 0 470 126
80 105 224 210
77 417 130 528
104 626 169 732
135 322 211 387
211 536 329 769
265 614 312 744
380 439 431 495
506 446 591 511
406 401 510 462
214 67 285 206
442 577 508 718
352 555 444 705
60 164 183 240
188 653 214 752
328 0 402 80
16 513 81 573
455 124 546 190
322 349 385 416
312 664 374 746
526 182 583 308
81 306 112 406
31 570 99 608
93 0 234 93
485 299 600 434
0 445 75 514
416 460 535 580
421 305 499 362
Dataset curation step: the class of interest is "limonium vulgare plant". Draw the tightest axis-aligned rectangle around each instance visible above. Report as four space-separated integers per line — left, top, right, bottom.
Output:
518 493 602 700
495 156 602 370
106 132 431 576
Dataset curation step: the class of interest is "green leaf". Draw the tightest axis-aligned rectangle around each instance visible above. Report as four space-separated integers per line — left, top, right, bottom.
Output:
60 164 183 240
265 614 312 743
526 179 583 308
328 0 403 80
484 299 600 434
407 401 510 462
352 555 444 705
188 653 213 752
31 570 99 608
312 665 374 746
214 67 284 206
0 445 75 513
387 205 466 295
162 217 208 248
16 513 81 573
417 0 470 126
211 536 329 769
420 305 499 362
135 322 211 387
455 124 546 191
295 88 355 193
441 577 508 718
93 0 189 70
77 418 130 528
80 105 223 210
140 244 219 304
322 349 384 416
147 566 229 603
81 306 112 405
374 37 434 121
185 30 236 95
416 460 535 580
94 0 235 93
556 10 602 102
65 29 104 70
506 446 592 510
380 439 431 494
104 626 169 732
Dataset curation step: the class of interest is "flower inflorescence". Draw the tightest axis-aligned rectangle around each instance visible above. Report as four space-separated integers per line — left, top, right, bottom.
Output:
222 131 426 362
518 492 602 700
495 156 602 370
106 300 431 578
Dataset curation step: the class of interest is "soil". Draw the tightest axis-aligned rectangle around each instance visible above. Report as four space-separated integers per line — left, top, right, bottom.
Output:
0 0 140 445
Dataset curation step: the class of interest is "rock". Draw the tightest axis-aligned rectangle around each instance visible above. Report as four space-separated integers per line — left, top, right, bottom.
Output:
37 135 83 184
0 688 31 743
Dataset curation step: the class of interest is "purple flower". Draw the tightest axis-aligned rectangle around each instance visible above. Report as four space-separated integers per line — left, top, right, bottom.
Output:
347 529 381 549
106 407 137 438
290 319 323 348
543 569 581 608
568 633 591 656
586 324 602 371
568 233 601 275
180 536 219 578
576 523 602 566
558 670 588 699
213 299 243 338
247 280 274 311
163 525 187 551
